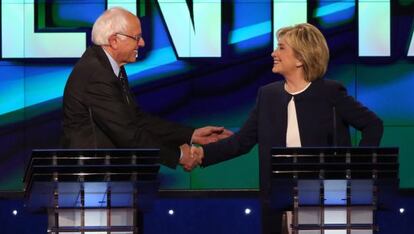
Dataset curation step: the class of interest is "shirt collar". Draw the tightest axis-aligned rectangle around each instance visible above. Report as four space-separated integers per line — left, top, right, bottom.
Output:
285 82 312 95
102 47 120 77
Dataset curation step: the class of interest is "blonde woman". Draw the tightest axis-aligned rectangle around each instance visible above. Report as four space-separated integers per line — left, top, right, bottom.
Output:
192 23 383 234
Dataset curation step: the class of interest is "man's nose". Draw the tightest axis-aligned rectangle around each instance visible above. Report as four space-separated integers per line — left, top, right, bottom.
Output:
138 37 145 47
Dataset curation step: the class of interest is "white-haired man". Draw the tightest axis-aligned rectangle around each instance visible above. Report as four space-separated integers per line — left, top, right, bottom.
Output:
62 7 231 169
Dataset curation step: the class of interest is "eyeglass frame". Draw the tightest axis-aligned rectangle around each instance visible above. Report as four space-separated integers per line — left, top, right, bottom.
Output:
116 32 142 42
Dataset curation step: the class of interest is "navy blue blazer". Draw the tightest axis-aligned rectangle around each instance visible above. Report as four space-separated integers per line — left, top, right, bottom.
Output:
202 79 383 190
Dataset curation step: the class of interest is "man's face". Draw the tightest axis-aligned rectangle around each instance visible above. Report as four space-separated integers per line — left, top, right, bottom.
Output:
114 15 145 66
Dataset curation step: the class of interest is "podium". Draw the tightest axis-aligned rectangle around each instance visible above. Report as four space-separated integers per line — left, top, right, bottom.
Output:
23 149 160 234
270 147 399 234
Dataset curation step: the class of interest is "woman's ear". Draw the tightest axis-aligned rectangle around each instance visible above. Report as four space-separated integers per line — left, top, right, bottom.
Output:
296 61 303 68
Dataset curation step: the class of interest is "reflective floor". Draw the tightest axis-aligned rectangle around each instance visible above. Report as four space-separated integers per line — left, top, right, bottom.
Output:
0 189 413 234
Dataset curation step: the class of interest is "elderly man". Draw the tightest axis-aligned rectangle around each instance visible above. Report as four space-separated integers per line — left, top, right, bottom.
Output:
62 7 231 169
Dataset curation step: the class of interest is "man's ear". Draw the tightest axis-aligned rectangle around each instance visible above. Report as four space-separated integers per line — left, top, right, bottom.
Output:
107 35 118 49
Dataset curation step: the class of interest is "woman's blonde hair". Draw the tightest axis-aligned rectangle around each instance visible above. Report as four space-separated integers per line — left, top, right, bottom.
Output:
277 23 329 82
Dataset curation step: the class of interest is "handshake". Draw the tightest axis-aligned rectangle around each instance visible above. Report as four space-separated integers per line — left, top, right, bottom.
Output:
179 144 205 171
179 126 233 171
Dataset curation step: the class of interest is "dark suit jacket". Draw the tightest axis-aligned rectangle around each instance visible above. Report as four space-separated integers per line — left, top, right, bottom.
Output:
62 45 194 167
202 79 383 191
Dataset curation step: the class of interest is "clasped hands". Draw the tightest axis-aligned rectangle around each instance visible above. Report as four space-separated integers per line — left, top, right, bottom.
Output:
179 126 233 171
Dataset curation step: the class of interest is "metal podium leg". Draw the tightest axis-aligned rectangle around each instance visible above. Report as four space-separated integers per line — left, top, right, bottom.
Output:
80 185 85 234
53 187 59 234
133 186 139 234
107 187 111 234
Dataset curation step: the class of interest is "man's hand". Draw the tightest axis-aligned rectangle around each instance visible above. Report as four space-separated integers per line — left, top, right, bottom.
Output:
191 126 234 145
179 144 200 171
191 145 204 166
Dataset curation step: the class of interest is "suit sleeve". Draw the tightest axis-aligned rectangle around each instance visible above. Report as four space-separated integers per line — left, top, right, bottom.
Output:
134 110 194 146
85 70 193 168
202 90 260 167
331 82 383 146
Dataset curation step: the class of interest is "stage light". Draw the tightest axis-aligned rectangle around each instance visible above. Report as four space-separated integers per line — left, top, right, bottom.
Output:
399 208 405 214
168 209 174 215
244 208 251 215
12 210 17 216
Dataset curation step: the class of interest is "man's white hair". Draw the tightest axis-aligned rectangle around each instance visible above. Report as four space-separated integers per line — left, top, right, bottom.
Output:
91 7 133 45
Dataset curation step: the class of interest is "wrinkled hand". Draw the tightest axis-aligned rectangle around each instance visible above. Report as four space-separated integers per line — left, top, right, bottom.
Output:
179 144 201 171
191 126 234 145
214 128 233 140
191 145 204 166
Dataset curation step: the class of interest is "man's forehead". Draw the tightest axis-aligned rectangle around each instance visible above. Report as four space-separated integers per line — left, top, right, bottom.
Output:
126 20 141 33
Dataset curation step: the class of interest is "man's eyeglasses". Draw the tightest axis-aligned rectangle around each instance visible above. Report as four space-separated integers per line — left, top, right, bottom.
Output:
116 33 142 42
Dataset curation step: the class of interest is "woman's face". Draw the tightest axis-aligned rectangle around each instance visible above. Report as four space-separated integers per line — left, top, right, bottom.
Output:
271 37 302 76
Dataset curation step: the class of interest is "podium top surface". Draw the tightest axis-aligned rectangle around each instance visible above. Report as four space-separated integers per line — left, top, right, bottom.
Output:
271 147 399 180
30 148 160 156
271 147 398 156
23 149 161 210
24 149 160 192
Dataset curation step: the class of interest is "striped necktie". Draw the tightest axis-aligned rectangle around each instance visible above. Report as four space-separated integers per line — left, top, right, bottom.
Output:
118 67 130 104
